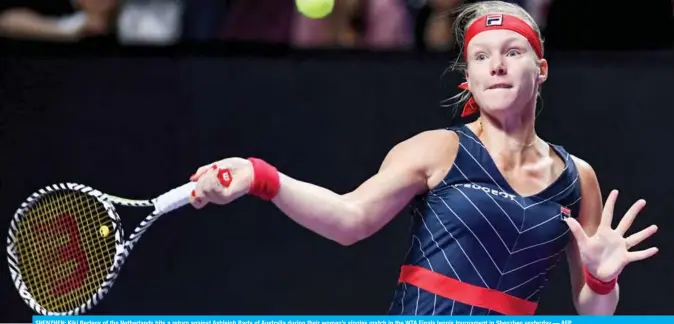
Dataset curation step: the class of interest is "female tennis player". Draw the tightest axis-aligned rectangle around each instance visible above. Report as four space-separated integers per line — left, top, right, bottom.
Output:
188 1 659 315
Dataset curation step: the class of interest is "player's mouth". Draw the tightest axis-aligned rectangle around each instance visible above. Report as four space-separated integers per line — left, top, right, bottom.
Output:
488 83 513 89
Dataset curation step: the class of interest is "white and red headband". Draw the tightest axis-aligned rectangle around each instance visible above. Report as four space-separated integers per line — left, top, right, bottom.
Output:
459 14 543 117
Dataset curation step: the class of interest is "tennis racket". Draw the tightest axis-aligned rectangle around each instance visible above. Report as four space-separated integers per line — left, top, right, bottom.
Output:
6 181 196 315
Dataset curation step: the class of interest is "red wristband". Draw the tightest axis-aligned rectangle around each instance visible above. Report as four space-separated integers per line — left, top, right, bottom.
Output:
583 266 617 295
247 158 280 201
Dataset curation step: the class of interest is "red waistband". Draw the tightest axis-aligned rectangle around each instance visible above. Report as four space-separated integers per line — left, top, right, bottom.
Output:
398 265 538 315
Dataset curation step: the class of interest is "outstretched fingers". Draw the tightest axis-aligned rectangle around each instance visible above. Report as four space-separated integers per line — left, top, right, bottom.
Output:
615 199 646 236
625 225 658 250
627 247 659 263
600 190 619 229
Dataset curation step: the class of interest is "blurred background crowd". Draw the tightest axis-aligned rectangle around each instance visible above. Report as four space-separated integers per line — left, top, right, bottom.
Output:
0 0 672 51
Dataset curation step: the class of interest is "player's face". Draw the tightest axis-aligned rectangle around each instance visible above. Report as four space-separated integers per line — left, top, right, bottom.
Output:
465 29 547 116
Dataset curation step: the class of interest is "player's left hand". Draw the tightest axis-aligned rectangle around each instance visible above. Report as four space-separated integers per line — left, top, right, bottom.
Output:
564 190 659 282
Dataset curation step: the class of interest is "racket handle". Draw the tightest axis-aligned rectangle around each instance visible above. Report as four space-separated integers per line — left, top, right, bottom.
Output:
154 182 197 214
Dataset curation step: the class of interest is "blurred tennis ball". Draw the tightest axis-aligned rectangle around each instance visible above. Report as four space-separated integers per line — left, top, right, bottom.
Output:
100 225 110 238
295 0 334 19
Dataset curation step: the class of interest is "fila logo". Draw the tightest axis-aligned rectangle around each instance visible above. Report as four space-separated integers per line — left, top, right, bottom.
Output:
560 206 572 219
486 14 503 27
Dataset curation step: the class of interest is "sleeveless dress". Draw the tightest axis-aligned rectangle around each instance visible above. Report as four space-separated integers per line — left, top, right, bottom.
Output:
387 125 582 315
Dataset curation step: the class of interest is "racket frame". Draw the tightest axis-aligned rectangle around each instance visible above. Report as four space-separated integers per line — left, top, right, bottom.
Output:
7 182 192 315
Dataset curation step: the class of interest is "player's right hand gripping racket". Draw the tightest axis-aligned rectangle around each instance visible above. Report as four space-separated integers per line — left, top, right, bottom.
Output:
6 181 197 315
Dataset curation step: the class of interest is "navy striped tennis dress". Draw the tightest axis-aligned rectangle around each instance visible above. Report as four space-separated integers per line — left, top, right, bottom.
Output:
387 125 582 315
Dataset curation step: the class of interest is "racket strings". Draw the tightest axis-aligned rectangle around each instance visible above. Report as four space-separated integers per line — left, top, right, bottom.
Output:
16 190 116 313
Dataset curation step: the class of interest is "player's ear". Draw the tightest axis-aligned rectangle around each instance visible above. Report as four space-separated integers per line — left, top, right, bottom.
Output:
537 58 548 84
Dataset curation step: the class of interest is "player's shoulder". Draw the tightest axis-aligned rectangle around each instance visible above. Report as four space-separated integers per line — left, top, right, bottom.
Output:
567 154 605 223
383 128 459 171
569 154 601 195
569 155 597 180
394 128 459 156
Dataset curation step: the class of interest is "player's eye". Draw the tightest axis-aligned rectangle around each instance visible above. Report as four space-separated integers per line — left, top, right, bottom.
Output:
506 49 522 57
475 53 487 61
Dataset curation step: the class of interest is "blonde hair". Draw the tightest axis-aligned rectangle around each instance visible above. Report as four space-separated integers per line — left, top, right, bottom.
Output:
443 1 545 114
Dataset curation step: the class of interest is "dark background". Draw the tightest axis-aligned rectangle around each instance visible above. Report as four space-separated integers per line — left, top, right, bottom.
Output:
1 43 673 320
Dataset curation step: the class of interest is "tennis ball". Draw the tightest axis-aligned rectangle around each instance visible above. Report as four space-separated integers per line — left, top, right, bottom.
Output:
99 225 110 238
295 0 334 19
